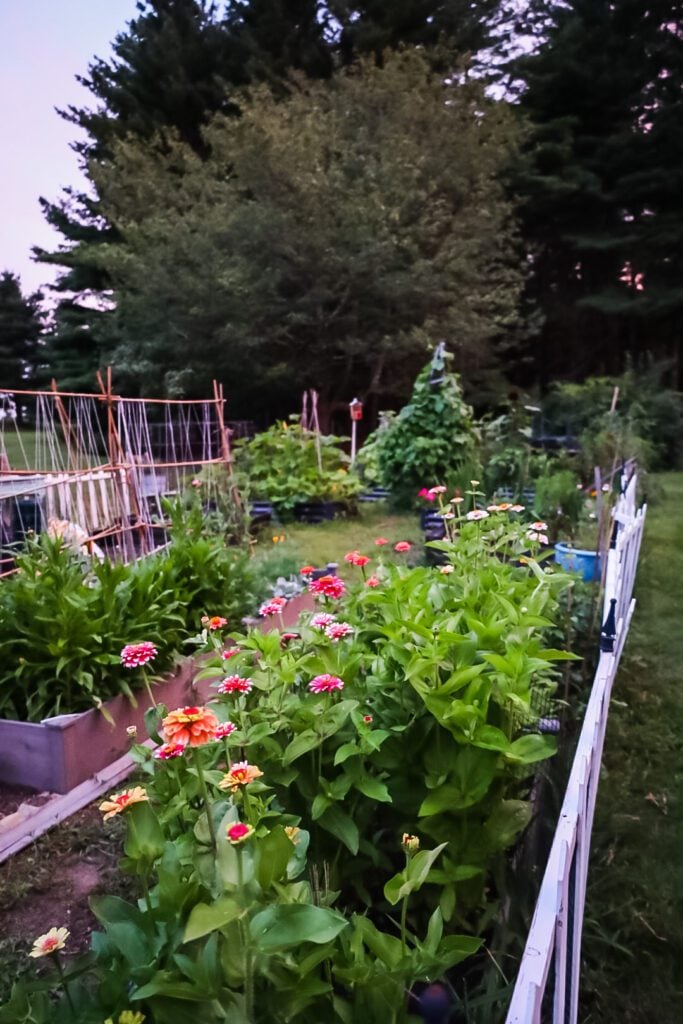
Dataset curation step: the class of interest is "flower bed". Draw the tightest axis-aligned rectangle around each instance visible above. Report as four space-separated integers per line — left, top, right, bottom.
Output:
4 497 580 1022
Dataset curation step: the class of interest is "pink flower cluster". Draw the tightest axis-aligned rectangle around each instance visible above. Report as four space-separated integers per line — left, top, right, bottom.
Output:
218 675 253 695
325 621 353 642
311 612 336 629
344 550 370 567
120 641 157 669
309 674 345 694
309 575 346 599
259 596 287 617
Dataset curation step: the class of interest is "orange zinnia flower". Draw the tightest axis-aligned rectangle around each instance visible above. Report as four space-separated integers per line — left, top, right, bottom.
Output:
219 760 264 792
99 786 148 820
162 705 219 747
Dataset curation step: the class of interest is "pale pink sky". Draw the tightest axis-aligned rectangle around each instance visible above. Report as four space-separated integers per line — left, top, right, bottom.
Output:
0 0 139 299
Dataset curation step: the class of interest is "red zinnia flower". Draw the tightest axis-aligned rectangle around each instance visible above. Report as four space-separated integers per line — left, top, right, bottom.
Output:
300 565 316 575
120 642 157 669
218 676 253 695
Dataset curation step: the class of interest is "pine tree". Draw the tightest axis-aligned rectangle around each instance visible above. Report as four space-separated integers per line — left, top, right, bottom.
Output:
0 273 43 398
515 0 683 386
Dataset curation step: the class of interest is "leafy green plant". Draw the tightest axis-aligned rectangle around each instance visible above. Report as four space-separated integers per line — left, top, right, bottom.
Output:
534 469 585 542
235 418 362 518
368 348 480 508
2 500 578 1022
0 509 256 722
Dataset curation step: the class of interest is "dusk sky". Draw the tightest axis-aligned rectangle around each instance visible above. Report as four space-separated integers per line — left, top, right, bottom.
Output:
0 1 139 299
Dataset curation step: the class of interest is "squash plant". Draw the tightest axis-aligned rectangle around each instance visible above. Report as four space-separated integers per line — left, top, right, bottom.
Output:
234 418 362 519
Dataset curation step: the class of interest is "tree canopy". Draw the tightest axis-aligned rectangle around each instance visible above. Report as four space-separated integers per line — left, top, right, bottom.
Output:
84 50 523 416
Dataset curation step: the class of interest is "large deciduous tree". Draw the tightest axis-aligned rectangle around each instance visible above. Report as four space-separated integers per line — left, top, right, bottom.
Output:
37 0 508 400
85 50 524 417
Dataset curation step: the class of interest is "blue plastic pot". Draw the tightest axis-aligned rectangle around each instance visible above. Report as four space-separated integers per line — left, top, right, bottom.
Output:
554 542 601 582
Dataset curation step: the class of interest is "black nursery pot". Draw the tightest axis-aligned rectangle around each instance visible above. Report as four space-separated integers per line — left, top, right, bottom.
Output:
293 501 336 524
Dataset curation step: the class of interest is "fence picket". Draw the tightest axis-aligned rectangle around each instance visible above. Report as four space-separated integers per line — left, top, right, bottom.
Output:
505 475 646 1023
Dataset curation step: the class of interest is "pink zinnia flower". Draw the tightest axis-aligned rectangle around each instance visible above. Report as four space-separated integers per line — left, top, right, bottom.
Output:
374 537 389 546
218 676 253 695
530 521 548 532
394 541 411 553
309 575 346 599
510 504 525 512
226 822 254 845
120 642 157 669
222 647 242 660
311 612 336 629
309 674 344 694
429 485 447 495
153 741 186 760
527 530 549 545
215 721 237 739
418 488 436 501
325 621 353 642
366 575 380 588
466 509 489 522
260 597 287 617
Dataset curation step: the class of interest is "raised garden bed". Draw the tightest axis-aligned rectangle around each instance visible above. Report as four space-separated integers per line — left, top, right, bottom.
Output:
0 592 315 795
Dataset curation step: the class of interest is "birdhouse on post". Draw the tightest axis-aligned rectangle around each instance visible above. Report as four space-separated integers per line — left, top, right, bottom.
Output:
349 398 363 463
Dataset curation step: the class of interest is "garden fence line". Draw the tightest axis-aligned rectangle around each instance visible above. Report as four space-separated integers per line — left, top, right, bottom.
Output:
506 467 645 1024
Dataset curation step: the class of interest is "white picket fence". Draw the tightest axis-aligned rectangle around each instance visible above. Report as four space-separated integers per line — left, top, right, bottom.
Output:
506 468 646 1024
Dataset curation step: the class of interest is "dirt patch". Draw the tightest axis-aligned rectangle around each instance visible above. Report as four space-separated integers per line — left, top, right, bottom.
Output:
0 804 132 998
0 784 52 818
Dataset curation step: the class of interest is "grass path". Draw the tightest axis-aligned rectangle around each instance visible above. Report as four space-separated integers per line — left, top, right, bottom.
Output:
581 472 683 1022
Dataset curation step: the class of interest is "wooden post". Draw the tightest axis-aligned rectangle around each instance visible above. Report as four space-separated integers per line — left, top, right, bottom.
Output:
212 380 244 516
96 368 145 560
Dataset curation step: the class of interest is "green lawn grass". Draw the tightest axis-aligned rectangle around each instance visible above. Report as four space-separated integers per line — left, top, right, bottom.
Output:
580 472 683 1023
251 502 420 575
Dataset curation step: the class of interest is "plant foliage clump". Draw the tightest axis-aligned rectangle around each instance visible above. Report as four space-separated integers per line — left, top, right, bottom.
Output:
235 419 361 517
371 349 480 506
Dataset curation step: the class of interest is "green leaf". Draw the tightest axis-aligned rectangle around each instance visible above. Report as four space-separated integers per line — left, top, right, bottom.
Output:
505 734 557 764
384 843 447 905
256 826 294 889
250 904 349 951
283 729 320 764
183 898 243 942
353 775 392 802
318 804 359 854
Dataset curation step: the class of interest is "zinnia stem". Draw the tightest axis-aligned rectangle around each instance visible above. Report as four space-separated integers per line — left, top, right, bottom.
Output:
53 953 76 1014
400 894 409 957
142 668 157 709
193 749 217 852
